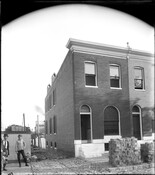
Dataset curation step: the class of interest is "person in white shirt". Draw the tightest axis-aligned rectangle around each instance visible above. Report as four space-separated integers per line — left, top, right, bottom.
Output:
15 134 29 167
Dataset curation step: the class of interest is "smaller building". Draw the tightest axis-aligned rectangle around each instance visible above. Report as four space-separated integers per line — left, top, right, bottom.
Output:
35 121 45 135
5 124 31 132
2 125 31 161
31 121 46 148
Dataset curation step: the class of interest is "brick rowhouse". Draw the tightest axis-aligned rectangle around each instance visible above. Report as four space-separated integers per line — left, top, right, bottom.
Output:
45 38 154 158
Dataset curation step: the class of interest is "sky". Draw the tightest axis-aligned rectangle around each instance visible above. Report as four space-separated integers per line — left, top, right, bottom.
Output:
1 4 154 131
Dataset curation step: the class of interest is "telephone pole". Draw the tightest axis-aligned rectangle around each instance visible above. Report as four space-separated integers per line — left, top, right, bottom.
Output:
37 115 40 148
23 113 26 131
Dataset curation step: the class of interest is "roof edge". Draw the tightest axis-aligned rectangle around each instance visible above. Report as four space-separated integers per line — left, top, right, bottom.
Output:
66 38 154 58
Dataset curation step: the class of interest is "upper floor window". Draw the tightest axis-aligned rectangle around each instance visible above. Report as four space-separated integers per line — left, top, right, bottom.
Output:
45 120 48 134
85 62 97 86
45 94 52 113
134 67 145 90
110 65 121 88
53 89 56 106
49 118 52 134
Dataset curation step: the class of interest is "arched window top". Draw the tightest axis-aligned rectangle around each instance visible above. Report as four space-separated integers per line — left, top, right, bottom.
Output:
80 105 90 113
104 106 119 121
132 106 140 113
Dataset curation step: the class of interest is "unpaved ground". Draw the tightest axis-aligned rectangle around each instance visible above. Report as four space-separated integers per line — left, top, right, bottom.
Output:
31 158 154 174
31 149 154 174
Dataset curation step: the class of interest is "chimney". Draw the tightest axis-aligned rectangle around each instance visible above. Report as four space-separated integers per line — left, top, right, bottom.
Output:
47 84 51 93
51 73 56 85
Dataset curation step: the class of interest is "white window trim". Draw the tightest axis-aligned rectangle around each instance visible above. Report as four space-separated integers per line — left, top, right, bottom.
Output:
109 64 122 89
84 61 97 87
110 87 122 90
80 105 93 143
85 85 98 88
135 89 146 92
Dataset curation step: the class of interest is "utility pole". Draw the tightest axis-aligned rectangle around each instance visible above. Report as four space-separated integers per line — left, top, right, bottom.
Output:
23 113 26 131
37 115 40 148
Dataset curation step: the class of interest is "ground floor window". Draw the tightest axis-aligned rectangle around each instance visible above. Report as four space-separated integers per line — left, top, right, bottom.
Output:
104 106 119 135
105 143 109 151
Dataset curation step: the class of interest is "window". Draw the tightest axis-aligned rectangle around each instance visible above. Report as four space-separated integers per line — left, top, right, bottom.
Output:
110 65 121 88
46 141 48 147
50 142 53 148
45 95 52 113
134 67 144 90
104 106 119 135
53 89 56 106
85 62 97 86
105 143 109 151
45 120 48 134
49 118 52 134
54 142 57 149
49 94 52 110
80 105 92 143
53 116 57 134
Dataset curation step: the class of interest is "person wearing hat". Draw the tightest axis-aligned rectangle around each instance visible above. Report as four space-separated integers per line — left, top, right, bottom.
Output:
2 134 10 171
15 134 29 167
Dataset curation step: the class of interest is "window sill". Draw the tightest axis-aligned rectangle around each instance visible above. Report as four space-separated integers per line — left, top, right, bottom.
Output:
104 135 120 136
85 86 98 88
110 87 122 90
135 89 145 91
81 140 92 144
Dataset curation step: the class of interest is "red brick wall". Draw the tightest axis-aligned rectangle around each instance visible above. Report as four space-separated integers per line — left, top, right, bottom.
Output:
128 58 154 136
45 51 75 153
73 52 131 140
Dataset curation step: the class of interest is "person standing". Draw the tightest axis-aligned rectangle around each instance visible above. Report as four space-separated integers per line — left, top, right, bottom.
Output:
15 134 29 167
2 134 10 171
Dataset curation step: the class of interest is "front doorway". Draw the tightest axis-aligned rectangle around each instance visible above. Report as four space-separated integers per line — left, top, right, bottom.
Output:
81 114 91 141
80 105 92 143
132 106 142 140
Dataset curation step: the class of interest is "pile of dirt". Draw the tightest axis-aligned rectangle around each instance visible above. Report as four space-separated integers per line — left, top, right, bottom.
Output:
31 148 73 161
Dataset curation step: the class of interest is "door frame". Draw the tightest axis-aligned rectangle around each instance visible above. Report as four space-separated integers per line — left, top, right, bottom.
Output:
80 105 93 143
132 105 143 140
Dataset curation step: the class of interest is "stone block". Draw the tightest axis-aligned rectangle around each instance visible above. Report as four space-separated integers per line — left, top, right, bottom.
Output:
140 142 154 163
109 137 141 167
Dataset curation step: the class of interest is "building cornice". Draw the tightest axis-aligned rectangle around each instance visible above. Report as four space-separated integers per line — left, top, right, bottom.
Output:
66 38 154 62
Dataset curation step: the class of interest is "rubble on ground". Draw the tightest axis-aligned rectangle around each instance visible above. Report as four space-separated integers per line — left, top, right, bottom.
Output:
31 148 73 161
